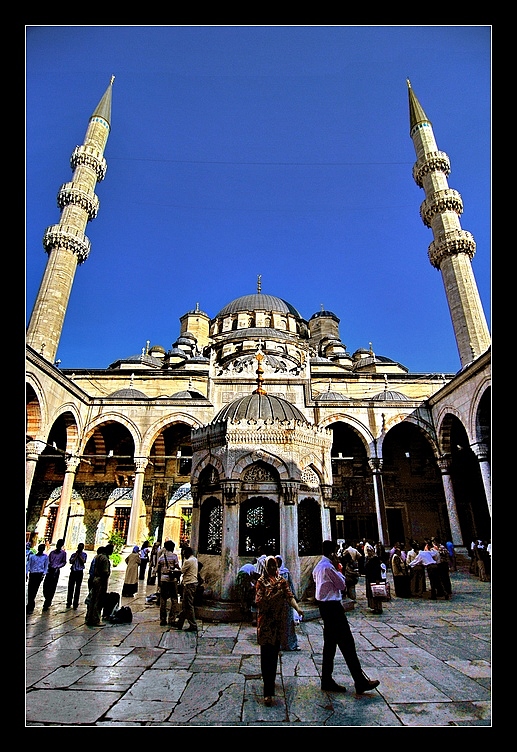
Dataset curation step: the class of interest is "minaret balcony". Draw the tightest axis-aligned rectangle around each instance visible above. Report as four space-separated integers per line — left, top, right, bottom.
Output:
412 151 450 187
43 224 91 263
57 183 99 219
70 145 107 182
428 229 476 268
420 189 463 227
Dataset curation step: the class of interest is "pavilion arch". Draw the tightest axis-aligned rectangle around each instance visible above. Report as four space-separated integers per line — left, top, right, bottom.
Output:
231 451 290 481
319 413 374 455
192 452 225 483
300 459 324 489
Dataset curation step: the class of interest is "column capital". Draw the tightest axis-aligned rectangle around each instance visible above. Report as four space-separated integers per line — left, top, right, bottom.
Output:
281 481 299 505
26 440 44 460
368 457 383 473
437 454 452 474
221 480 240 505
321 484 333 507
134 458 148 472
65 455 81 472
470 442 490 462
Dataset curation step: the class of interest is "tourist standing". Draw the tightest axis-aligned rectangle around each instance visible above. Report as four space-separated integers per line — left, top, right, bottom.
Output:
42 539 67 611
172 546 199 632
66 542 87 609
26 543 49 614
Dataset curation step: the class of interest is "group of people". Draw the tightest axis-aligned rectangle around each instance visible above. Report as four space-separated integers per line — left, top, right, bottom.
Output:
253 541 380 707
335 536 458 610
469 538 491 582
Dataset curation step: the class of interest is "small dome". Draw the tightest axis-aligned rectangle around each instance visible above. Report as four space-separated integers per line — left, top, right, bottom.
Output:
316 390 344 401
168 347 187 359
309 310 340 323
108 387 148 399
213 392 308 424
216 293 302 319
169 389 206 400
371 390 409 401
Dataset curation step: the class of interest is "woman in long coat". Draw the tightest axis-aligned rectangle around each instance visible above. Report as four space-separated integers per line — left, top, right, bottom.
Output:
255 556 303 706
122 546 141 597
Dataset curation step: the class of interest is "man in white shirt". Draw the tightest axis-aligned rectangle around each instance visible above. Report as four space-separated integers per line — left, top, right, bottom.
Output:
172 546 199 632
408 547 443 599
313 540 380 695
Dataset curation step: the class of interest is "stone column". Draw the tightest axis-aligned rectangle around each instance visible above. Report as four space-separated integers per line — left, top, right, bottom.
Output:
126 458 148 545
437 455 464 547
26 440 44 512
321 484 333 540
368 458 388 545
220 481 240 601
280 481 300 596
470 442 491 517
51 455 81 544
189 483 200 553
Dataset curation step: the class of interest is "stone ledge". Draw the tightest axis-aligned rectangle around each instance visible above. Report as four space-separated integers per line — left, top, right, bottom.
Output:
195 599 354 623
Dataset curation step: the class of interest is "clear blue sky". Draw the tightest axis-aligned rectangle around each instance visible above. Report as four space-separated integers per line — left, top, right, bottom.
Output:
26 25 491 374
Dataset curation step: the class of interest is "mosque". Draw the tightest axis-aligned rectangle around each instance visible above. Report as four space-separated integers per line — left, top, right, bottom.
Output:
26 78 491 603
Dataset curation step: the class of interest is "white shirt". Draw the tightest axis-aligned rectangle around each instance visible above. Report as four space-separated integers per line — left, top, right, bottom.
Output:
409 549 439 567
312 555 346 601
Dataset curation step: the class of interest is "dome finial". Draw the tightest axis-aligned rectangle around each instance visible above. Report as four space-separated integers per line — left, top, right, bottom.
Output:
252 345 267 395
257 274 262 293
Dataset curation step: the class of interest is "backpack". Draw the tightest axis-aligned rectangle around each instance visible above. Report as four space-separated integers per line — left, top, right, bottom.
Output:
109 606 133 624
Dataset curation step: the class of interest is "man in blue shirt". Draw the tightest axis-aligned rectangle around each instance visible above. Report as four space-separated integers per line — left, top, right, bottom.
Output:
26 543 49 614
313 540 380 694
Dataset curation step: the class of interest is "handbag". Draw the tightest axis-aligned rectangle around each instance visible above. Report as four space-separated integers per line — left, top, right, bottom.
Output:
370 582 390 600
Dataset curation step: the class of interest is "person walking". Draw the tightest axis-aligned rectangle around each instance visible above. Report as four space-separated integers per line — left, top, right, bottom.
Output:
275 555 300 651
313 540 380 694
42 539 67 611
256 555 303 706
122 546 141 597
157 540 181 626
85 543 113 626
172 546 199 632
26 543 49 613
66 542 87 609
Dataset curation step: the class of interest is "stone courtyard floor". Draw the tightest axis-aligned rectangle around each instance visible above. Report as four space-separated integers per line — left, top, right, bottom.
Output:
26 559 491 727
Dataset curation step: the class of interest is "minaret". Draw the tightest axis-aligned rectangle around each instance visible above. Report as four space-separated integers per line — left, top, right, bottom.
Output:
27 77 114 363
407 80 490 369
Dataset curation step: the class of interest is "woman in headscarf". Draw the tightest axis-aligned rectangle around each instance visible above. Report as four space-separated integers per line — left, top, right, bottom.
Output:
255 555 303 707
122 545 141 597
275 555 300 651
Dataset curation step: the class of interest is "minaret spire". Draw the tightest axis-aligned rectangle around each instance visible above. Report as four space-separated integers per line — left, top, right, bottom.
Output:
407 81 490 368
27 77 114 363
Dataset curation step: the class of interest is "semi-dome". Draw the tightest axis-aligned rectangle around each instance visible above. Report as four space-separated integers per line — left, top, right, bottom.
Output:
215 293 302 319
212 392 308 423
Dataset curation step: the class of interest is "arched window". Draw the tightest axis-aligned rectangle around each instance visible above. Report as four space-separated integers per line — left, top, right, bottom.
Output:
298 497 322 555
199 496 222 554
239 496 279 555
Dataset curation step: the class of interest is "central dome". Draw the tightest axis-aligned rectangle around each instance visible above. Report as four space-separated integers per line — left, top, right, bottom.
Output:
213 392 308 423
215 293 302 319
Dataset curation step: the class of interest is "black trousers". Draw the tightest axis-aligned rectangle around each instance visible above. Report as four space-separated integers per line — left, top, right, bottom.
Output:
43 568 61 608
27 572 44 612
260 642 280 697
318 600 363 684
67 570 84 608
